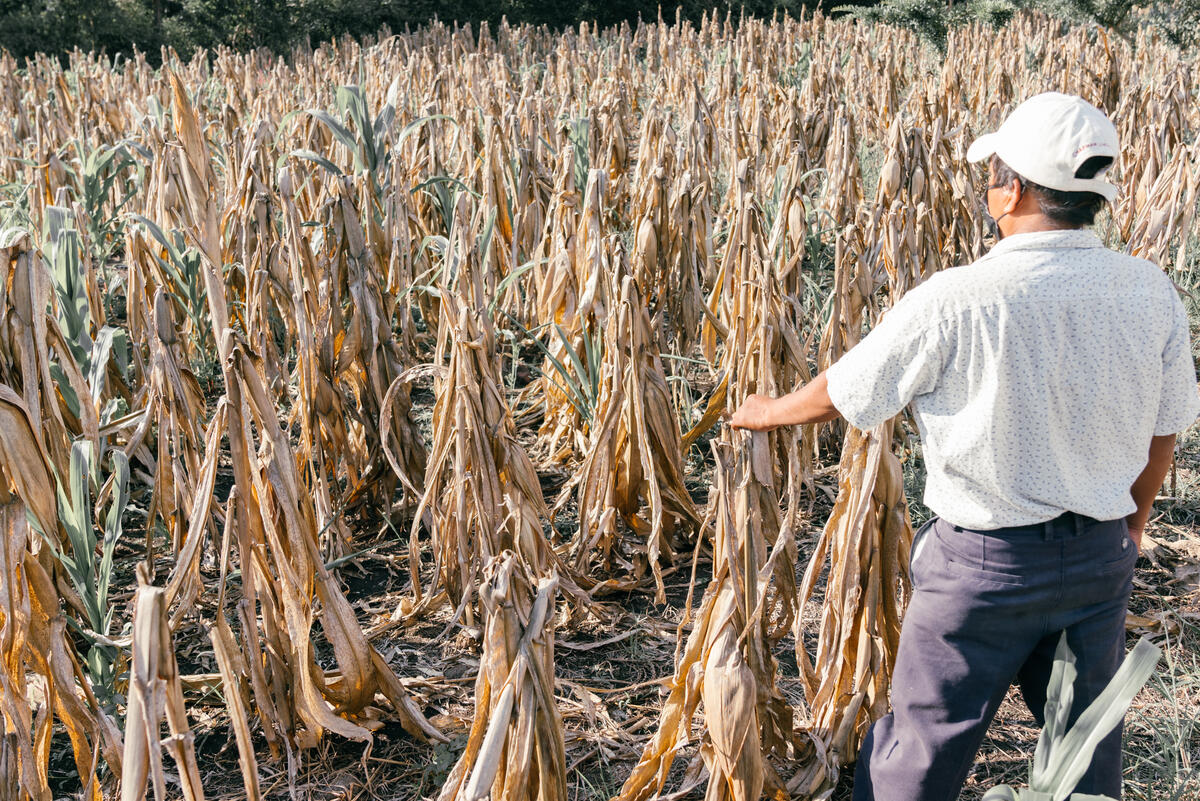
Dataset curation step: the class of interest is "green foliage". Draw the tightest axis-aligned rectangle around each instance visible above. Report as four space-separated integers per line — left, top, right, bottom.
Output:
2 0 1195 61
0 0 155 62
1144 0 1200 47
837 0 1200 51
42 207 126 419
129 214 211 362
0 178 31 232
30 442 130 711
983 633 1163 801
66 140 146 265
836 0 1018 51
563 115 592 197
503 312 604 423
0 0 822 63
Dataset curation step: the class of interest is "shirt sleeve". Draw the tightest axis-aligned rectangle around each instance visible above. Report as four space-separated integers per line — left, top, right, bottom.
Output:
1154 291 1200 436
825 287 947 430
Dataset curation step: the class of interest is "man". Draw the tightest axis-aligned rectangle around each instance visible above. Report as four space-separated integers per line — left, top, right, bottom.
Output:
729 92 1199 800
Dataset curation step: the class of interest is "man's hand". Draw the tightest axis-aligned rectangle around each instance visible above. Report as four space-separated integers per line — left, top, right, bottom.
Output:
727 373 842 430
729 394 778 431
1127 527 1143 552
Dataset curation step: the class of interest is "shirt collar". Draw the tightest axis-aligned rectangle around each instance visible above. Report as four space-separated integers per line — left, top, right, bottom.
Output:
984 228 1104 259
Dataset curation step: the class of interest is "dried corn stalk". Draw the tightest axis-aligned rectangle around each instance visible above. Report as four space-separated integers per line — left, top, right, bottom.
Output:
567 273 699 601
0 13 1196 801
151 67 442 755
615 434 793 801
279 171 429 517
534 168 610 463
1124 140 1199 269
790 423 913 796
438 552 565 801
412 293 592 619
0 231 123 801
121 286 211 598
215 345 443 749
0 389 124 801
119 564 206 801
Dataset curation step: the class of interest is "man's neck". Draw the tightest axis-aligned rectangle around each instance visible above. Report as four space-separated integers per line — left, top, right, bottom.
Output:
999 214 1084 238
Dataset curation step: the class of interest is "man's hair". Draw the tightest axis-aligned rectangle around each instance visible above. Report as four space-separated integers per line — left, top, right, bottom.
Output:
989 154 1112 227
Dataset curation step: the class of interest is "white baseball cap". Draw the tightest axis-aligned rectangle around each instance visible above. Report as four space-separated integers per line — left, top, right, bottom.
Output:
966 92 1120 201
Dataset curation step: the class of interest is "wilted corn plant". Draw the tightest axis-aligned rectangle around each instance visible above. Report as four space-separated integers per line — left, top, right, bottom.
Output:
533 167 611 463
0 400 124 801
1123 139 1199 269
0 230 124 801
148 71 444 758
119 564 205 801
791 423 914 796
437 552 566 801
276 169 430 534
208 343 444 751
614 434 793 801
410 287 594 621
564 268 700 602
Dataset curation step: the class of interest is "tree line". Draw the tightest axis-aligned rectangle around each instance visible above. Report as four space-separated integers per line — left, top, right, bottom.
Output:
0 0 1194 65
0 0 821 62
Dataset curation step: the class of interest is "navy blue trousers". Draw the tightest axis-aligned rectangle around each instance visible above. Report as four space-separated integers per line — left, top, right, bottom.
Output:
852 512 1135 801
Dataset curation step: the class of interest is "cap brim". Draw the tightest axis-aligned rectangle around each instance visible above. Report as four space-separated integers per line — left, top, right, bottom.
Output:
966 133 997 163
1088 180 1120 202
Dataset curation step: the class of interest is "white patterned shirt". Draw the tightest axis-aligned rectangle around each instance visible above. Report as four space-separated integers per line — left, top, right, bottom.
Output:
825 229 1200 529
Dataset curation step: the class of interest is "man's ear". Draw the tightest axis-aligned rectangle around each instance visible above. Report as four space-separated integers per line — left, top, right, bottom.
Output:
1001 179 1024 216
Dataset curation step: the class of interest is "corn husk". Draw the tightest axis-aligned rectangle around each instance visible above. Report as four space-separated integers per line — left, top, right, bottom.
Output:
438 553 566 801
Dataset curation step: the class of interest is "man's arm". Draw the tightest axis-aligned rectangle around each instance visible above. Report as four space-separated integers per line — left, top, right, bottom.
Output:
728 371 841 431
1126 433 1176 549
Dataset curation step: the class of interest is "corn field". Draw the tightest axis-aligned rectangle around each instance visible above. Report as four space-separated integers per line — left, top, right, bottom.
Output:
0 8 1197 800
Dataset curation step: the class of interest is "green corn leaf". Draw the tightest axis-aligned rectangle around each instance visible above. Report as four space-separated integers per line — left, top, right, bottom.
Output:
336 85 377 172
0 226 25 248
98 451 129 633
501 312 592 421
412 174 481 200
1034 637 1162 800
488 257 547 314
1034 633 1078 780
306 109 357 153
554 323 595 407
49 362 82 420
373 103 397 147
478 207 497 273
396 114 458 148
130 213 186 265
87 327 117 404
64 441 101 629
291 148 345 177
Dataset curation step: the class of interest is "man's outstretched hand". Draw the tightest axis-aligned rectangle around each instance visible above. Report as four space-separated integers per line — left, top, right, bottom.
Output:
727 372 842 431
728 394 779 430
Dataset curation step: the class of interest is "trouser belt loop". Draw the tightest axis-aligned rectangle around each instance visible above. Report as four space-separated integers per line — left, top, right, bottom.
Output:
1073 511 1085 538
1042 516 1053 541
